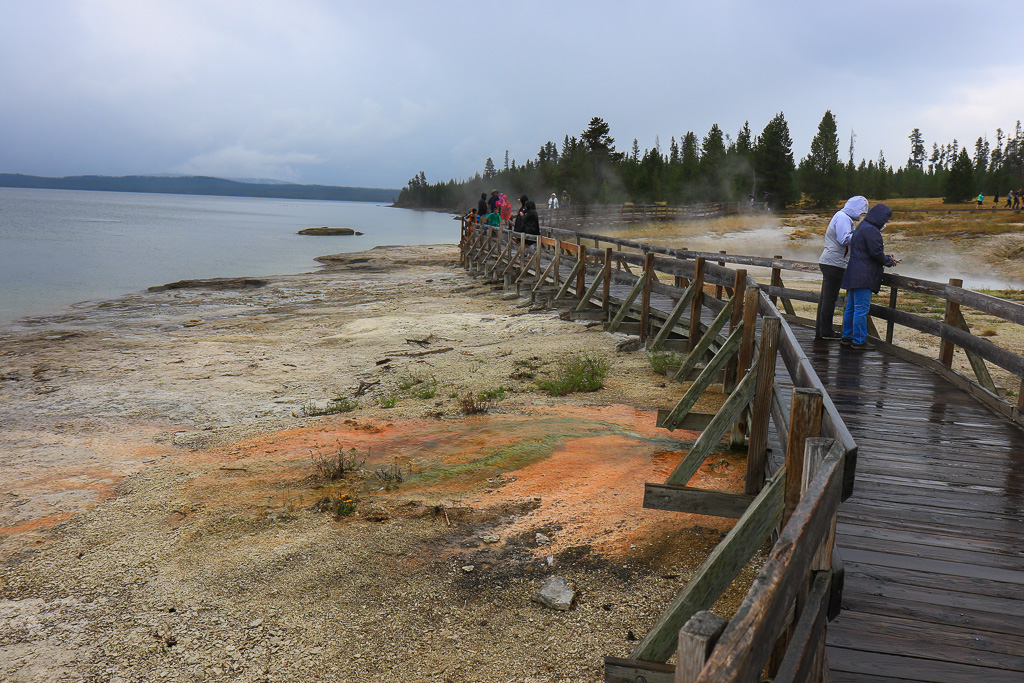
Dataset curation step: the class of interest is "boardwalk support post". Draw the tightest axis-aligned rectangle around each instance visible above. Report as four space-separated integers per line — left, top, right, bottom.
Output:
746 317 781 494
940 277 963 366
675 611 728 682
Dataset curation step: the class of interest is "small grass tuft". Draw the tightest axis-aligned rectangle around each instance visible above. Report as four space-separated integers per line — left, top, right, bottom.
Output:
647 349 687 375
379 394 398 408
301 393 357 417
310 443 365 481
536 354 610 396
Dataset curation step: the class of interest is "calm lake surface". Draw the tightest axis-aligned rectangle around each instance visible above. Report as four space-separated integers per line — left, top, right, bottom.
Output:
0 188 457 324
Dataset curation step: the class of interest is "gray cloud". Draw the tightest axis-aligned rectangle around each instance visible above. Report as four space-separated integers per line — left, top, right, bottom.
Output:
2 0 1022 188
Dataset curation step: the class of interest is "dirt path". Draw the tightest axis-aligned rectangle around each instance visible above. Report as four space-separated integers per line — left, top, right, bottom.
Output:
1 245 753 682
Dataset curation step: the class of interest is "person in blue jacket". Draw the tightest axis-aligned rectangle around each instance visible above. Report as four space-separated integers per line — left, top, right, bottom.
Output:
840 204 900 349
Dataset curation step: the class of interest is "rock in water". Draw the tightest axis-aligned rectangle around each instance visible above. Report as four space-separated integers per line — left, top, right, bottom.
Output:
297 227 363 236
533 576 575 610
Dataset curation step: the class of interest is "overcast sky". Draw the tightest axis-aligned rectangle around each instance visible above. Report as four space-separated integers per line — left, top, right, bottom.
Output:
2 0 1023 190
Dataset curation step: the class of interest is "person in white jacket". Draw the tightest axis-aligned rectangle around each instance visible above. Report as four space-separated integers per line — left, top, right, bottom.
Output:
816 195 869 339
548 192 559 210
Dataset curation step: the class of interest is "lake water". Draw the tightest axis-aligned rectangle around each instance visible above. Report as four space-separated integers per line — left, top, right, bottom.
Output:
0 188 457 325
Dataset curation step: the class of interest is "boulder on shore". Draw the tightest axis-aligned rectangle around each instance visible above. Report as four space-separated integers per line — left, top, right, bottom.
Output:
297 227 363 236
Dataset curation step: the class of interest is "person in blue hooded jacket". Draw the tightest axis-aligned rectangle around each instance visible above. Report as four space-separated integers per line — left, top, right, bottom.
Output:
840 204 900 349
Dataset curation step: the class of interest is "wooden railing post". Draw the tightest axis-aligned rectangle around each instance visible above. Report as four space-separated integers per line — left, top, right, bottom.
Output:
603 248 613 312
769 255 783 306
783 388 824 527
940 278 963 367
746 317 780 494
689 258 706 352
723 270 747 392
553 239 561 287
731 287 760 448
715 250 727 298
641 252 655 343
675 612 728 683
576 244 587 300
886 285 898 343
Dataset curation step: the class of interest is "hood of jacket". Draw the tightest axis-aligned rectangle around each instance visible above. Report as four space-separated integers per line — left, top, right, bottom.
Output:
862 204 892 230
842 196 869 220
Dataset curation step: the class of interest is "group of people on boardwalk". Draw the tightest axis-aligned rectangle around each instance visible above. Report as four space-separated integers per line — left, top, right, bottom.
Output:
816 195 900 349
1004 190 1024 209
465 189 556 239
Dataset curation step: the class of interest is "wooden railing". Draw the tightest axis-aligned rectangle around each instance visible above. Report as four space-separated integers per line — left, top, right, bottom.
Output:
537 201 758 231
459 218 1024 680
460 220 856 681
521 220 1024 429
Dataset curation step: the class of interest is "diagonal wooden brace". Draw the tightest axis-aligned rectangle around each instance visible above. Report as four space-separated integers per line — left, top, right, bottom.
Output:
607 271 649 332
664 365 759 487
673 298 735 382
649 279 699 351
661 323 745 431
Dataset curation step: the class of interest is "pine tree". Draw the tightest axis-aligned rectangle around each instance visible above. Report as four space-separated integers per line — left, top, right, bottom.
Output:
484 157 496 178
581 117 617 158
701 124 727 200
803 110 843 207
754 113 799 208
944 148 975 203
908 129 926 171
875 151 889 199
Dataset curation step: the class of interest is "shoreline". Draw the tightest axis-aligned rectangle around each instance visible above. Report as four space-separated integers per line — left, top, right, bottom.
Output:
0 243 746 681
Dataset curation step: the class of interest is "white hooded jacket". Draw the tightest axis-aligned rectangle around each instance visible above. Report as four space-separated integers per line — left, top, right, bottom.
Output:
819 196 869 268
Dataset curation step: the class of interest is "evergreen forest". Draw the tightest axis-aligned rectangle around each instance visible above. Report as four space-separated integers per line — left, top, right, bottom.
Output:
396 114 1024 211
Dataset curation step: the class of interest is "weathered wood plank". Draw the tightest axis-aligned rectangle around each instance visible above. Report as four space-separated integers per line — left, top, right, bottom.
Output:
673 299 735 381
661 325 744 431
656 410 715 431
773 571 831 683
676 612 729 683
697 446 844 681
664 366 758 486
630 470 786 663
604 657 675 683
643 484 756 518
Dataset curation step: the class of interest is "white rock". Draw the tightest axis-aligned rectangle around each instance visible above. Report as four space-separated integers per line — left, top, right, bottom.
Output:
532 576 575 611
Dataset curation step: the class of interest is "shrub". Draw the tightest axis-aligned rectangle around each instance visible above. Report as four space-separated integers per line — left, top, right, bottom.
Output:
647 349 687 375
537 354 610 396
310 443 365 481
302 394 357 417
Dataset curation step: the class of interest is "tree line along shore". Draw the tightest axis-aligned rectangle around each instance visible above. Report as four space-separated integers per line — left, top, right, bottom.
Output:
396 114 1024 212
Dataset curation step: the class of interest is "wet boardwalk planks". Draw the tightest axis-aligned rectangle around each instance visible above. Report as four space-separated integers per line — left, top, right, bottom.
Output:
786 328 1024 682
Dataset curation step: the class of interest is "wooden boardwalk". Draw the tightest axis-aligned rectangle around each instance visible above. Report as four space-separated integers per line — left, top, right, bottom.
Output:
783 327 1024 682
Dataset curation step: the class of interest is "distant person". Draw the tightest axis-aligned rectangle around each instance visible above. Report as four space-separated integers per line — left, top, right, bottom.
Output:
522 200 540 242
994 192 1000 207
561 190 570 206
487 189 499 214
841 204 899 350
464 208 478 227
977 193 985 208
1016 190 1023 210
484 210 500 227
513 195 528 232
477 193 488 218
762 192 771 212
816 196 869 340
496 192 512 225
1006 191 1014 209
548 192 559 210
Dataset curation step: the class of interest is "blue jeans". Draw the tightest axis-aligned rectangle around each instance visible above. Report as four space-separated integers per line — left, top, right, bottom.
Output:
842 288 872 344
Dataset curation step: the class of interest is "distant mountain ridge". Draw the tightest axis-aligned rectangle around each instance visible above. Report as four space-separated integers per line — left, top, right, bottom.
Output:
0 173 398 203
